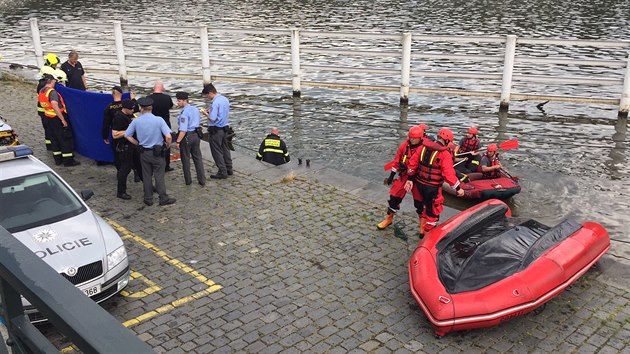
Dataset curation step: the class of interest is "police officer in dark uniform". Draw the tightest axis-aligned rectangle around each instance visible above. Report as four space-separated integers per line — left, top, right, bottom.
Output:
256 127 290 166
124 97 176 206
102 86 125 168
111 99 141 200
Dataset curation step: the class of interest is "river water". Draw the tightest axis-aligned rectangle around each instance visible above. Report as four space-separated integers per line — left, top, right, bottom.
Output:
1 0 628 246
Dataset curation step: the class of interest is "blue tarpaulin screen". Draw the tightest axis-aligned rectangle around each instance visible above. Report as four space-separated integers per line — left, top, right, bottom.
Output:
56 84 129 162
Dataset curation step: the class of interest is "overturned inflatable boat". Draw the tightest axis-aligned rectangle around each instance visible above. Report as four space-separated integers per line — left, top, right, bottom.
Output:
408 199 609 336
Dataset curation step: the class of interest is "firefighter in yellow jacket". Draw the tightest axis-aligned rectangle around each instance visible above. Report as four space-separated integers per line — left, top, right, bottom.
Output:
256 127 290 166
37 53 61 151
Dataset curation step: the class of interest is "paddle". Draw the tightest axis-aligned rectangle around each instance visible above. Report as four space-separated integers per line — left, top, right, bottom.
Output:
501 168 519 182
455 139 519 158
453 158 467 167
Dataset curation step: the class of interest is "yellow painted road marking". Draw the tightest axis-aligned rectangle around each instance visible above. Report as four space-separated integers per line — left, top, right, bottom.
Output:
106 219 223 327
120 270 162 298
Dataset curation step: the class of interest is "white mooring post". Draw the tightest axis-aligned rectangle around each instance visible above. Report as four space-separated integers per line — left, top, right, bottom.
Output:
113 21 128 88
199 25 211 85
618 52 630 118
291 28 302 98
30 18 44 68
400 32 412 106
499 35 517 112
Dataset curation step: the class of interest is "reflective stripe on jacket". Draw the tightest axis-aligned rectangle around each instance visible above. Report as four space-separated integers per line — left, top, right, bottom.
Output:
417 146 444 186
37 88 66 118
407 141 461 189
256 134 290 166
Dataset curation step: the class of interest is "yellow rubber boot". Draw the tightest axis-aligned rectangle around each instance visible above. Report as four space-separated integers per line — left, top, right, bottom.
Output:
419 217 426 238
377 213 394 230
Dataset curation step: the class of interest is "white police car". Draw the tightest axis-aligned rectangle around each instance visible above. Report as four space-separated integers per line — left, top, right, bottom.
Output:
0 145 129 322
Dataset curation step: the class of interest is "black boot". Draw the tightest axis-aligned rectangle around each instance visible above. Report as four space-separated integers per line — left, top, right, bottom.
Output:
63 157 81 167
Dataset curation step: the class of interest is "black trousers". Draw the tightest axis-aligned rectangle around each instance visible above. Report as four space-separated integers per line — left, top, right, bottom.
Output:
39 112 53 150
116 143 141 194
47 116 75 164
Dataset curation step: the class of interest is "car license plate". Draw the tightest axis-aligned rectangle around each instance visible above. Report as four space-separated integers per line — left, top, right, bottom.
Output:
83 285 101 297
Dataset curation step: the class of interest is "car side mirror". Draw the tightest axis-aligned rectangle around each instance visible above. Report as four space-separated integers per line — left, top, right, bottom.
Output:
80 189 94 201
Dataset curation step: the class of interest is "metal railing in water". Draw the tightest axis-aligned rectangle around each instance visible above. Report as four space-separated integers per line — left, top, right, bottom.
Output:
28 19 630 116
0 226 154 353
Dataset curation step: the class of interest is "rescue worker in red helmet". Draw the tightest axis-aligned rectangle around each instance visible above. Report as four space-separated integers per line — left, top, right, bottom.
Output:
480 143 503 179
454 127 482 174
377 125 426 230
404 127 464 237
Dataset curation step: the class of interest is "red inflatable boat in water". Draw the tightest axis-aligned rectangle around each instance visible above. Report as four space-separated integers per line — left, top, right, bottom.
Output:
443 171 521 201
408 199 610 336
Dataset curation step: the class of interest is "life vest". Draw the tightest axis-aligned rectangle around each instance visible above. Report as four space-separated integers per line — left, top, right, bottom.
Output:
460 137 479 153
38 88 66 118
398 141 422 171
482 152 501 178
417 146 446 186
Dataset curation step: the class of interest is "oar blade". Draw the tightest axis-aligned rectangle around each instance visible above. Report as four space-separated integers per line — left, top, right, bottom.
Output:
499 139 519 150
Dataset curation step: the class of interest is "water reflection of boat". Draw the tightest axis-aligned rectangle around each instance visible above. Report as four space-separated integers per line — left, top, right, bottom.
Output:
442 171 521 200
408 199 610 337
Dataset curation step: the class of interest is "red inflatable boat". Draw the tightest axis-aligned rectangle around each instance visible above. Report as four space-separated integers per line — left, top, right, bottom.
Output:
408 199 610 336
443 172 521 200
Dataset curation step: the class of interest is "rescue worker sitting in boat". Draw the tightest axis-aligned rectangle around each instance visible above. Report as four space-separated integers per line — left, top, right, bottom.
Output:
480 143 503 179
453 127 482 174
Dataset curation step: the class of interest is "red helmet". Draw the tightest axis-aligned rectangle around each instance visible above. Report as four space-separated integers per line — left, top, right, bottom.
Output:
467 127 478 135
417 123 428 131
437 128 454 142
408 126 425 139
487 143 498 152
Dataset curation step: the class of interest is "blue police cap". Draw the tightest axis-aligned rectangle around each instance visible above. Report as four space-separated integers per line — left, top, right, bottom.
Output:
136 97 154 107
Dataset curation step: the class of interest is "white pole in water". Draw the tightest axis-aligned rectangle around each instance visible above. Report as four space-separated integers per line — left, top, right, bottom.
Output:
400 32 412 106
500 35 517 112
618 52 630 118
291 28 301 98
30 18 44 68
113 21 128 88
199 25 211 85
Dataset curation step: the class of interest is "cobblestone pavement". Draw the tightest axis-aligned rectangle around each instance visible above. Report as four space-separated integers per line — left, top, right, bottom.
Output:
1 77 629 353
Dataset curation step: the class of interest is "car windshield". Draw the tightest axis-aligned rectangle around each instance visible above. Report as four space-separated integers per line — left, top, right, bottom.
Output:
0 172 87 233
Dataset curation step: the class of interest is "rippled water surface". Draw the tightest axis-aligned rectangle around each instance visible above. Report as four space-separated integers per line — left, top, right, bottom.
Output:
1 0 628 242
